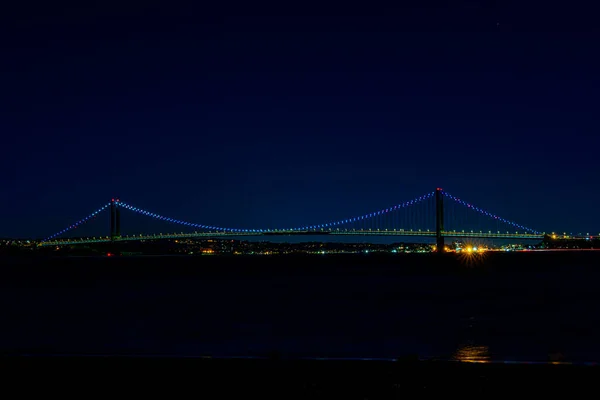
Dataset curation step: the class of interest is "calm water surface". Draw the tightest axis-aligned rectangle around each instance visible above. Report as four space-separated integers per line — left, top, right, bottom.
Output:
1 253 599 364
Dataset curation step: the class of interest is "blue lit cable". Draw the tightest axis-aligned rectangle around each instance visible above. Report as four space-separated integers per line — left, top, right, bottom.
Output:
119 202 246 233
41 202 112 242
441 190 540 234
290 191 436 231
120 192 436 233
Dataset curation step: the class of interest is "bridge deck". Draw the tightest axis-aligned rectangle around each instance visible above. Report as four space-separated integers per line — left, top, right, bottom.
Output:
38 230 546 247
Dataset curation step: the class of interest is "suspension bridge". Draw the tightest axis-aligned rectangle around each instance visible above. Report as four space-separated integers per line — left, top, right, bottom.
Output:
36 188 574 252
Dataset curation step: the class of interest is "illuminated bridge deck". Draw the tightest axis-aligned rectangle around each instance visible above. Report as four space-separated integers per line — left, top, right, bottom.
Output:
38 188 589 249
39 230 546 247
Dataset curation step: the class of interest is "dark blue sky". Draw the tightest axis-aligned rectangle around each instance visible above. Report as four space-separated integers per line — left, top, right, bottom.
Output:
2 1 599 238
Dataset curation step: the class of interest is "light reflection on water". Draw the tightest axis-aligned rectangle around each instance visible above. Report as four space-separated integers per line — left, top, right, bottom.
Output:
450 345 580 365
453 344 491 363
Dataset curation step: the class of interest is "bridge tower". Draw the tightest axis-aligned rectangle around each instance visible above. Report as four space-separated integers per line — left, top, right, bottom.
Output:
435 188 444 253
110 198 121 241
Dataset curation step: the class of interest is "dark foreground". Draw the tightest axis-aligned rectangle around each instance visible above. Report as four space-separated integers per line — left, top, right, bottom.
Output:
2 252 600 395
2 356 599 396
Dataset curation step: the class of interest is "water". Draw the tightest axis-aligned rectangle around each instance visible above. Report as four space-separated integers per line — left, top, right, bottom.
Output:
1 252 600 364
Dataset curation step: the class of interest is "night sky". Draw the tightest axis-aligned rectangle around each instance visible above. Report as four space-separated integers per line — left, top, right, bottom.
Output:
2 2 599 238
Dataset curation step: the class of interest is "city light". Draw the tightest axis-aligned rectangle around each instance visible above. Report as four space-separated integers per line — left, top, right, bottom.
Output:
457 243 488 267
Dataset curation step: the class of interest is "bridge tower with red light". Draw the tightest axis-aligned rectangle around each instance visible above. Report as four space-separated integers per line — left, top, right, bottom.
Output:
110 198 121 241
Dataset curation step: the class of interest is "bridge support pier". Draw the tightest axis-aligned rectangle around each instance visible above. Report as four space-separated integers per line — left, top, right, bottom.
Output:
436 188 444 253
110 198 121 241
